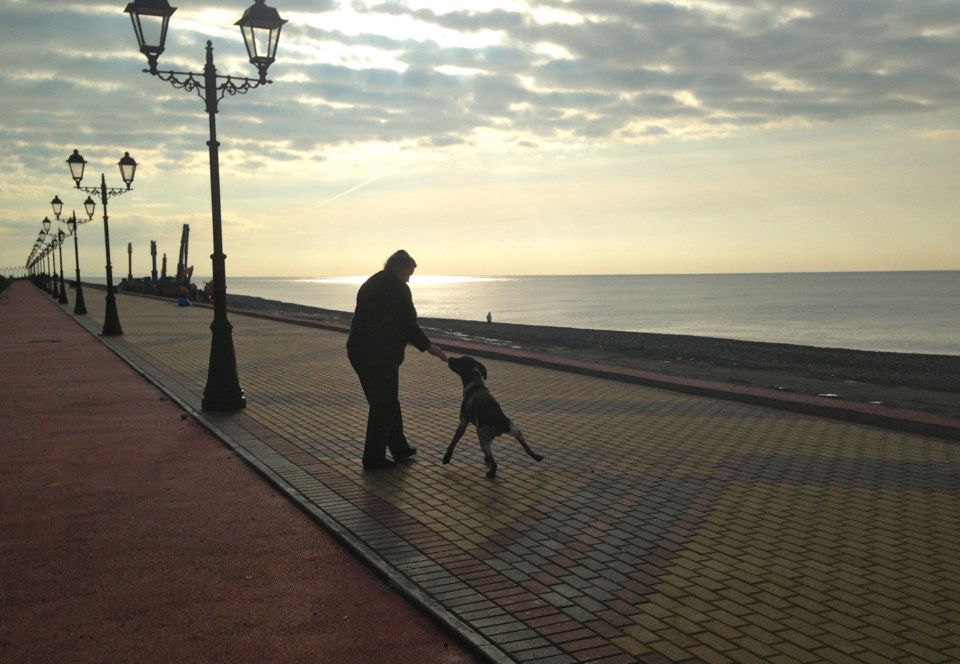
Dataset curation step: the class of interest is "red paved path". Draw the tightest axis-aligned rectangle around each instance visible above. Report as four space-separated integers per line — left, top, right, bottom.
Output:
0 281 479 663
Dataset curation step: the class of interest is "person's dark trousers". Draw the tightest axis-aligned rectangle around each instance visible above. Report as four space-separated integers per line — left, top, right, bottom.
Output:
349 352 411 462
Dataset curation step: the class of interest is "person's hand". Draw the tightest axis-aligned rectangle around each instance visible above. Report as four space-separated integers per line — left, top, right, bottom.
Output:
428 344 448 362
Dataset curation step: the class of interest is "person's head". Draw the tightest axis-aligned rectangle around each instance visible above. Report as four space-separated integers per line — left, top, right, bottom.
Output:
384 250 417 282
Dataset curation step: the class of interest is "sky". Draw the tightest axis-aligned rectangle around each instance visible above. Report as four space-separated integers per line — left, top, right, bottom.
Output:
1 0 958 278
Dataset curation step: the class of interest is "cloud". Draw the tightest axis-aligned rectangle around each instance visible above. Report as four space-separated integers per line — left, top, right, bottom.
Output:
273 0 959 152
4 1 956 166
0 0 957 275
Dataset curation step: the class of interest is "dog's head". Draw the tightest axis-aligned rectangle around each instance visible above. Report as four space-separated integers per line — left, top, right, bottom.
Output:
448 355 487 383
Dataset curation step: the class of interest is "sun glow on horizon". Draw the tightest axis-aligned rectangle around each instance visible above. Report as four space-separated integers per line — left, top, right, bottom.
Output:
291 275 508 285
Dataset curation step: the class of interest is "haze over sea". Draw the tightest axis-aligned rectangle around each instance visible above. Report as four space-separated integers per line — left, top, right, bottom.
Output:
211 271 958 357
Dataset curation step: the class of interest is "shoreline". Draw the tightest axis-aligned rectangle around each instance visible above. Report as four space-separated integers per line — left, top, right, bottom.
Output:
224 292 960 420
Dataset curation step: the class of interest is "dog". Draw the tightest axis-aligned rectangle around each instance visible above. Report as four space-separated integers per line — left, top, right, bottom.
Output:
444 356 543 478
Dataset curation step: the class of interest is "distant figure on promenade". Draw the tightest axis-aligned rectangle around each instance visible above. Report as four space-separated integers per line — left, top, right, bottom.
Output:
486 311 492 323
347 250 448 470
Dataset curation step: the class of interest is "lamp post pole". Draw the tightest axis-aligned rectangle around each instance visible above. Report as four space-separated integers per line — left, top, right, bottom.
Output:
41 218 53 295
31 233 44 291
125 0 287 411
52 237 62 300
202 40 245 411
56 229 69 305
67 150 138 337
39 243 50 293
44 245 51 292
39 246 47 292
48 242 56 296
50 239 60 299
68 212 88 315
36 239 44 286
52 195 90 315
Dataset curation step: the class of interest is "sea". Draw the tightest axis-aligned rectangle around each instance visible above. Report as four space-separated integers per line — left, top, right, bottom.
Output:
97 271 960 356
229 271 960 357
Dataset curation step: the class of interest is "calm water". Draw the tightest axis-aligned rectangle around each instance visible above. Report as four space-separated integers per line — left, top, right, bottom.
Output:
97 271 960 355
222 272 959 356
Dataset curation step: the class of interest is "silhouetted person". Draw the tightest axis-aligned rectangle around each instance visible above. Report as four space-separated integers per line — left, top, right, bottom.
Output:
347 250 447 470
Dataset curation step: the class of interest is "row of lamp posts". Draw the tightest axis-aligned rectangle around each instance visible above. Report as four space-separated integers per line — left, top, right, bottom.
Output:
40 151 133 330
65 149 138 336
30 0 286 412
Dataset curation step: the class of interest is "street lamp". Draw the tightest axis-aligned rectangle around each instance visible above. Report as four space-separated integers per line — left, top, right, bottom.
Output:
55 228 69 305
50 233 62 300
67 149 137 336
43 247 50 293
53 195 89 316
125 0 287 411
49 235 60 299
31 233 45 289
36 238 45 285
33 242 42 289
41 217 54 295
44 239 52 291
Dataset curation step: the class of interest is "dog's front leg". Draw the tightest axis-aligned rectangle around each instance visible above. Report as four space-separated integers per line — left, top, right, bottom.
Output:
509 422 544 462
443 420 468 465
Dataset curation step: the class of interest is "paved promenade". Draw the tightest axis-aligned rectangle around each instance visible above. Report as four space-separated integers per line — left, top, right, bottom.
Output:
7 281 960 663
0 281 478 664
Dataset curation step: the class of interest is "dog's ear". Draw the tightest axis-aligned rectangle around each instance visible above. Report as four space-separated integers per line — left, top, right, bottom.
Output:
476 361 488 380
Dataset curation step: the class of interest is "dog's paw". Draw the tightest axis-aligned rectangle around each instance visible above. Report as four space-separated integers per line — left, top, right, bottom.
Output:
533 454 544 462
442 454 452 464
486 469 497 479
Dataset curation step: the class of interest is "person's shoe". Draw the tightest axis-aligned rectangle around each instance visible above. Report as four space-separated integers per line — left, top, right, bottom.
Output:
362 458 396 470
394 447 417 461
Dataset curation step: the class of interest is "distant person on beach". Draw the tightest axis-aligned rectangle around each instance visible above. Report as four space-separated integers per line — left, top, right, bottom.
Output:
486 312 492 323
347 250 448 470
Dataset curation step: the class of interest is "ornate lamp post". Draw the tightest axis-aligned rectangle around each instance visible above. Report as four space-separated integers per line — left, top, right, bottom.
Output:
31 234 44 288
29 237 42 286
125 0 287 411
37 237 46 285
48 233 56 292
41 218 54 295
53 193 91 316
55 228 69 305
45 241 55 296
45 240 53 292
67 212 89 316
67 149 138 336
50 233 62 300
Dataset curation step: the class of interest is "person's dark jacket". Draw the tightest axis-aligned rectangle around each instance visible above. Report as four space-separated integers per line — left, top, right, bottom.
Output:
347 270 431 365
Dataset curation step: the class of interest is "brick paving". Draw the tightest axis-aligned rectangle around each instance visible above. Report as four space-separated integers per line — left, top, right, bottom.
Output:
59 285 960 663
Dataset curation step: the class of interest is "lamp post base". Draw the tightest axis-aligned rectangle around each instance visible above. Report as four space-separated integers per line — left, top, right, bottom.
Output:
101 291 123 336
201 318 246 411
58 276 69 305
201 390 247 411
74 282 87 315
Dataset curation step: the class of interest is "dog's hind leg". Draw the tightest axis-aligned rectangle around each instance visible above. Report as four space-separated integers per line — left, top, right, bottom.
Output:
508 421 543 462
443 420 468 465
478 430 498 479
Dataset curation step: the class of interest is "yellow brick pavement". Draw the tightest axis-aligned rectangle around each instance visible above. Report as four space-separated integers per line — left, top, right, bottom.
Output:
63 287 960 664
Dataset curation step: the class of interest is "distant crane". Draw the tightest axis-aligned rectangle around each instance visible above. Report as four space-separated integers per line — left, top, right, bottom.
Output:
122 224 194 298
